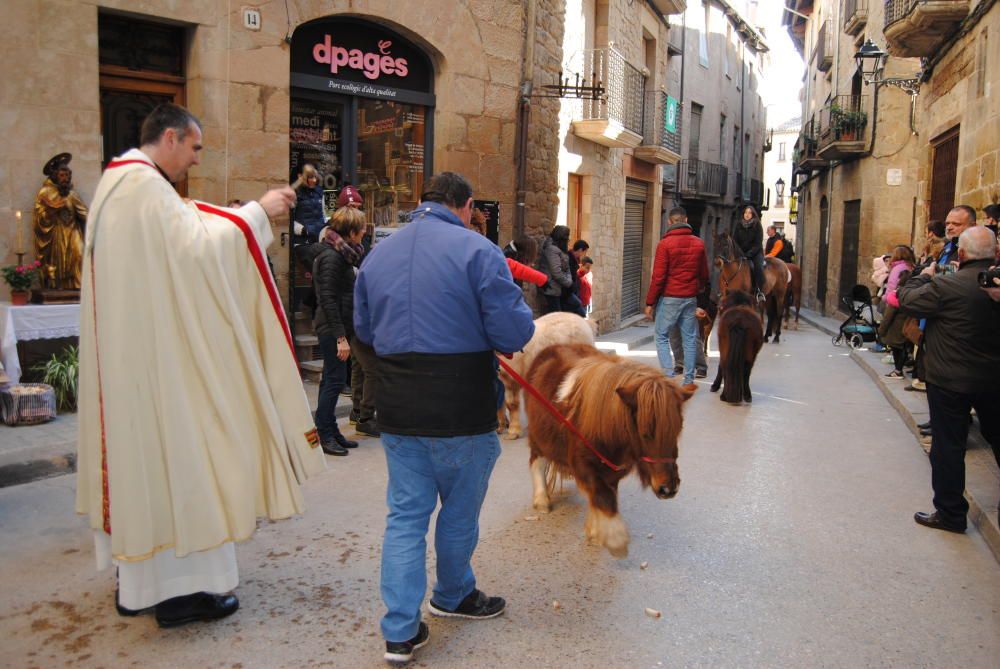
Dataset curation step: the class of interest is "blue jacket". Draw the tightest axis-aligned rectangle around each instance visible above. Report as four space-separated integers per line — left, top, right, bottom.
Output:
354 201 534 435
295 183 326 241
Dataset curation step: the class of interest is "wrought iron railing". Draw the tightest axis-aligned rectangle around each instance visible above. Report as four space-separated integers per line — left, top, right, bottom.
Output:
884 0 919 29
844 0 869 29
577 47 646 135
819 95 869 145
642 91 683 155
678 159 728 198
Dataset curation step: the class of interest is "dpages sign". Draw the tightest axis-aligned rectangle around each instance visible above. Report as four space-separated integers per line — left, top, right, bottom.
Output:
291 17 434 104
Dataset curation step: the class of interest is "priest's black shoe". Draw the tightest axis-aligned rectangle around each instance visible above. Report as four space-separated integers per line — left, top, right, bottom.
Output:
913 511 966 534
155 592 239 628
115 588 147 617
321 440 349 456
917 420 931 429
335 434 358 449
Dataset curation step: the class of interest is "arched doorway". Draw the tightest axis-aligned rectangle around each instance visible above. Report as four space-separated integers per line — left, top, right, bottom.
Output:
286 16 436 312
817 196 830 311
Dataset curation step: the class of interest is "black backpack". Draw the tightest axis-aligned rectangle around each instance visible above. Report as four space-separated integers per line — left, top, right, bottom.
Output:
778 236 795 263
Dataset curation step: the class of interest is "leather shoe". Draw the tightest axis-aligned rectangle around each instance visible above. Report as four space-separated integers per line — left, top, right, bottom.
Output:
155 592 239 628
917 420 931 430
919 427 932 437
335 434 358 449
913 511 965 534
321 440 349 456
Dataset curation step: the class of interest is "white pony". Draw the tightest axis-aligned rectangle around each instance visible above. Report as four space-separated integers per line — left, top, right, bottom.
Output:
497 312 596 440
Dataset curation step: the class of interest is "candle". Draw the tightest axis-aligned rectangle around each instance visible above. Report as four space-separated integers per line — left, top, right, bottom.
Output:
15 210 22 254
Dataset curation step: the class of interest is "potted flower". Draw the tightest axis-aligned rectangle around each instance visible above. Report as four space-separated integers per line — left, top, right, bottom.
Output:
2 261 42 305
830 106 868 141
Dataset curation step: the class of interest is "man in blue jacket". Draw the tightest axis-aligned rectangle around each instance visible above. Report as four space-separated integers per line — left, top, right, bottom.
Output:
355 172 535 664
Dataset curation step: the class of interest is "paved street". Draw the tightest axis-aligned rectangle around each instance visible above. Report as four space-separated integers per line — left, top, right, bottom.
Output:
0 322 997 668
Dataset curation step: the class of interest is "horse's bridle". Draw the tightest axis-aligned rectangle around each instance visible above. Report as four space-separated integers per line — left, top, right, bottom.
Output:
714 234 745 301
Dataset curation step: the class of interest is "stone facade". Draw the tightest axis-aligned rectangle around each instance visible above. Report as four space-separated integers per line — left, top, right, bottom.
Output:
1 0 526 307
913 2 999 228
786 0 921 314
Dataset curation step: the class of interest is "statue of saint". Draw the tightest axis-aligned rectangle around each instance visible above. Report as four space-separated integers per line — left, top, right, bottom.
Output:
33 153 88 290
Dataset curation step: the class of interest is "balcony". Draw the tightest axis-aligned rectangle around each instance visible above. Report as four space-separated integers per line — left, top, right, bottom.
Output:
634 91 683 165
571 47 646 149
793 116 827 171
884 0 970 57
817 95 869 160
812 20 833 72
648 0 687 15
843 0 868 35
677 159 728 199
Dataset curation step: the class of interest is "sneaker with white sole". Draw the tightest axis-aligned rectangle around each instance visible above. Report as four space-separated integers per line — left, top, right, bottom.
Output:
384 622 429 664
428 589 505 619
885 370 905 379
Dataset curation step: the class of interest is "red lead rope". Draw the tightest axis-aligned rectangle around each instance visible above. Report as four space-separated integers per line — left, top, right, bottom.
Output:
495 356 676 471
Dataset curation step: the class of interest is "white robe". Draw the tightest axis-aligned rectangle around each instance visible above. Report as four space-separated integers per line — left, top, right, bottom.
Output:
76 149 326 565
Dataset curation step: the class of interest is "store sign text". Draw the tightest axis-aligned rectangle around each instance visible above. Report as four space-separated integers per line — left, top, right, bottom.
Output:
313 36 409 80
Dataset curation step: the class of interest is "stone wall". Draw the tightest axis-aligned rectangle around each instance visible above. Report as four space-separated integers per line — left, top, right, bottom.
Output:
915 3 999 227
0 0 525 307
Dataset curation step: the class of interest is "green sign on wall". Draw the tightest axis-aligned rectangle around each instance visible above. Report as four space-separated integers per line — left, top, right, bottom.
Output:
664 96 679 134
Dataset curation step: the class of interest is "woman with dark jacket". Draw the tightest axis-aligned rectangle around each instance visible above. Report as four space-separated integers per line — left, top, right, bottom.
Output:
294 165 326 242
733 204 766 301
539 225 584 315
310 207 368 455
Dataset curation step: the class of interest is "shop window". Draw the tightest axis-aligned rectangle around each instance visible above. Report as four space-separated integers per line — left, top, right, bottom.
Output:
356 100 426 230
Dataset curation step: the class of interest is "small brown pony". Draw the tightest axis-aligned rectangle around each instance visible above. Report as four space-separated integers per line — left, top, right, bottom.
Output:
525 343 693 558
710 290 764 404
497 312 596 439
784 262 802 329
713 232 790 343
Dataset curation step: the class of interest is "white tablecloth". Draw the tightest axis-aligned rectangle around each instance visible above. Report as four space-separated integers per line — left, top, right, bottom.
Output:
0 303 81 384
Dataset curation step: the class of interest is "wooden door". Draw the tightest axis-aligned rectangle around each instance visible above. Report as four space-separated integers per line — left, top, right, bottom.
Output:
930 129 960 224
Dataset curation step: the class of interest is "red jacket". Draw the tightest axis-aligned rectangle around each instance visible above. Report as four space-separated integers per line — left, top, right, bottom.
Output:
645 224 709 304
577 268 593 306
506 258 548 287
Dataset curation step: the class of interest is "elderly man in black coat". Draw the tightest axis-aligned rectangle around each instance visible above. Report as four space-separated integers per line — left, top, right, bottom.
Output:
898 226 1000 533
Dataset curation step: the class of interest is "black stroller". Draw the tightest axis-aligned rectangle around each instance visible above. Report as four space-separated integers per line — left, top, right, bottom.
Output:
832 284 882 349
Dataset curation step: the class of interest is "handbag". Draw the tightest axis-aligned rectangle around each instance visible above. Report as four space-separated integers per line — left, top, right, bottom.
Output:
901 317 923 346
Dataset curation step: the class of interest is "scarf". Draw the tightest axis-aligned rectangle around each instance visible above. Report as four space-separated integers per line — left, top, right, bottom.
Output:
322 229 364 267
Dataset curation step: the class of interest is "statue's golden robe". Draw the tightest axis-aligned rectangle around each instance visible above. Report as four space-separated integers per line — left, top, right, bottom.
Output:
77 149 325 562
33 178 88 289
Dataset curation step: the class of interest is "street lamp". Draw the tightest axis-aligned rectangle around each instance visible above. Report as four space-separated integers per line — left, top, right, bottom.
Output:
854 39 921 96
775 177 785 199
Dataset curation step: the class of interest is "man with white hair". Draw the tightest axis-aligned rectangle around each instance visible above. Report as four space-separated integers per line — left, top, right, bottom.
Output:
897 226 1000 533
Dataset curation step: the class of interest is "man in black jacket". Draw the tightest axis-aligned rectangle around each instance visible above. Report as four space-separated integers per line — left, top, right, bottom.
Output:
898 226 1000 533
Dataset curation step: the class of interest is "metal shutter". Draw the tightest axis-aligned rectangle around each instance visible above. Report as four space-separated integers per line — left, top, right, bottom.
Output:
621 180 648 319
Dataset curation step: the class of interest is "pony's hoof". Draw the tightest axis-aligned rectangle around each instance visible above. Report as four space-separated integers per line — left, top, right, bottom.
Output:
533 498 552 513
503 431 520 441
710 383 720 393
606 542 629 559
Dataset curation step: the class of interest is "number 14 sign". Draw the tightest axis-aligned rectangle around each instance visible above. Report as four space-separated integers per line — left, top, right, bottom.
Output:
243 7 262 31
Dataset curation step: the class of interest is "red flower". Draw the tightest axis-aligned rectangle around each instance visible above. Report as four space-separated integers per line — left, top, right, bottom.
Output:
15 267 23 274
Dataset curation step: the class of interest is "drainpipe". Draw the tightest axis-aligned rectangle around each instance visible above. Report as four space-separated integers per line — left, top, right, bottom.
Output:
675 9 686 205
513 0 537 240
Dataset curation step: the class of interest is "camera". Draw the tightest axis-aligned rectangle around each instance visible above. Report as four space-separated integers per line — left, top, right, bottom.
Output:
978 266 1000 288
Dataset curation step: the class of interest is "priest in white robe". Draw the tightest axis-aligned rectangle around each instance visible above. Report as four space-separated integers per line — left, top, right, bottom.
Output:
77 103 326 627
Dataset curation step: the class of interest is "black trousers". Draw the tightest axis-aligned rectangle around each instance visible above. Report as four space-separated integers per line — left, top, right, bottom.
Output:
926 383 1000 526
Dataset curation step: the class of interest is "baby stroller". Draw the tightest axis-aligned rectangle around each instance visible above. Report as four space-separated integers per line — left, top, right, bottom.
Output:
832 284 881 349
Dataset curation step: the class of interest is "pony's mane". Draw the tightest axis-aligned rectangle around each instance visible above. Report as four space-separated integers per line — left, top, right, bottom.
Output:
562 353 684 479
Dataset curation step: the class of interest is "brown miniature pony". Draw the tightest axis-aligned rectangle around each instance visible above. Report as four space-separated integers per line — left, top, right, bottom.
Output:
713 232 790 343
710 290 763 404
524 343 693 558
498 312 595 439
784 262 802 329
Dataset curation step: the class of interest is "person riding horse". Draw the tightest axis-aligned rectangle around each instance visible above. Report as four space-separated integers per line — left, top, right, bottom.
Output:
733 204 766 302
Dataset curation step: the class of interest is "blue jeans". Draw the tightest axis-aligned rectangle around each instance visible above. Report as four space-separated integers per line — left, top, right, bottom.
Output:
380 432 501 642
654 296 698 384
316 334 347 442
